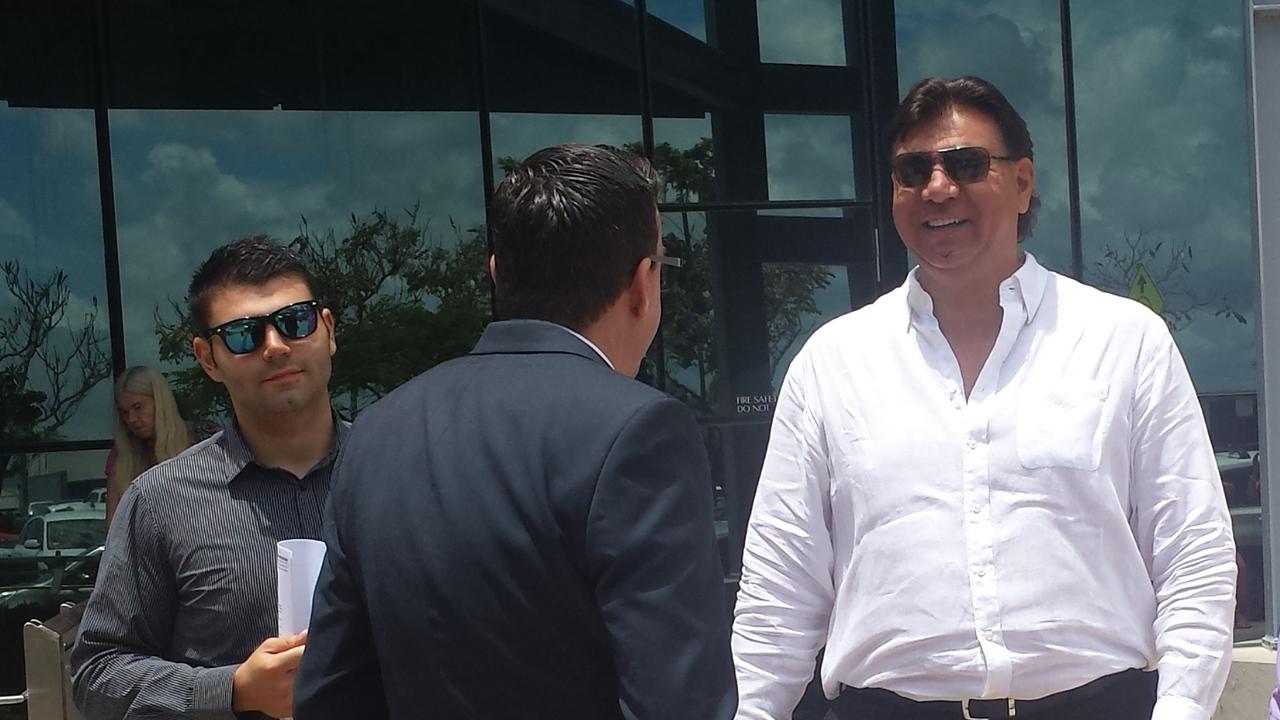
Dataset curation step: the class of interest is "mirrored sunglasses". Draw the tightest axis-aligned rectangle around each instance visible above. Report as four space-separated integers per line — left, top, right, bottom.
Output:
204 300 321 355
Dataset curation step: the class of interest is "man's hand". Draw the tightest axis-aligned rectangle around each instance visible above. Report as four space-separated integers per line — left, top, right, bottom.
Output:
232 631 308 718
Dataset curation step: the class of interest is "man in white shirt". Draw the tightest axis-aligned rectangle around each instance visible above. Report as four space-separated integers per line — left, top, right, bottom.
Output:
732 75 1236 720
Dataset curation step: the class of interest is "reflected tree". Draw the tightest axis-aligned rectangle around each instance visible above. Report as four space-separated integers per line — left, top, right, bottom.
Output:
763 264 834 375
0 261 112 492
154 206 491 424
1090 229 1247 331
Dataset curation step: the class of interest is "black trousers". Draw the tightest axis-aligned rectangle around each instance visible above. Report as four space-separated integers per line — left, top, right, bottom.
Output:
830 669 1158 720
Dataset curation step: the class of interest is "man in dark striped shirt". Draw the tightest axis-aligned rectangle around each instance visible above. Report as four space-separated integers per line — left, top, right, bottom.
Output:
72 238 345 720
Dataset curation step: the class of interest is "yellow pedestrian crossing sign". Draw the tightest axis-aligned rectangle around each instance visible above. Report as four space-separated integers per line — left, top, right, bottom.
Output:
1129 263 1164 316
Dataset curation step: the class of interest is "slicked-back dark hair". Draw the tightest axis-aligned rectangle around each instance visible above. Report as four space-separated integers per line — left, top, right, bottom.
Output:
888 75 1041 241
490 144 659 330
187 237 320 331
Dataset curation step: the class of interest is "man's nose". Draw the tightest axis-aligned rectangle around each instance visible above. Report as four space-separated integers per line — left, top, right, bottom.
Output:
260 324 292 360
921 164 959 201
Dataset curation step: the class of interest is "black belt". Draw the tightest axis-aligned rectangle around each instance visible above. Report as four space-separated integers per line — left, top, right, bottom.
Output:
836 668 1153 719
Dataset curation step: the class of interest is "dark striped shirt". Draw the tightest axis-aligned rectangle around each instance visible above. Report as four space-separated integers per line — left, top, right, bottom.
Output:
71 417 348 720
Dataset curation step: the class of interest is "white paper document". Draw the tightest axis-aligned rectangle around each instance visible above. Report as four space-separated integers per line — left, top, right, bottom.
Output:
276 538 327 636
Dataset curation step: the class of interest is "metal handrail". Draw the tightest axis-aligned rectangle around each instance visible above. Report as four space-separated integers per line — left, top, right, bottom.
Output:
0 690 27 705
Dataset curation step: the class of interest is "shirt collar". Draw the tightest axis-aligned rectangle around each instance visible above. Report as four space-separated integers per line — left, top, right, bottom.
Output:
904 251 1048 332
219 410 349 483
553 324 616 370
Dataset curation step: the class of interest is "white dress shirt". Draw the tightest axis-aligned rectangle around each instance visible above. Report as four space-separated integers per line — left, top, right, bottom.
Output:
732 254 1236 720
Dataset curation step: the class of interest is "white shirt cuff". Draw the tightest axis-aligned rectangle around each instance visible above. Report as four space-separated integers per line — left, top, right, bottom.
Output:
1151 694 1210 720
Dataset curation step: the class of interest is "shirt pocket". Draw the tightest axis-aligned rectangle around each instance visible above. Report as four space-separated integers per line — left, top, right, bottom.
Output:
1016 381 1109 471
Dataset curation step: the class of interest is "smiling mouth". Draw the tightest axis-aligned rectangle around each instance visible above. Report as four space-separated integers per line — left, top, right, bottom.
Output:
924 218 968 230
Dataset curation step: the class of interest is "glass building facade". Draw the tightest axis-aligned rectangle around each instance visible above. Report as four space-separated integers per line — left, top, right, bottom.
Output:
0 0 1265 713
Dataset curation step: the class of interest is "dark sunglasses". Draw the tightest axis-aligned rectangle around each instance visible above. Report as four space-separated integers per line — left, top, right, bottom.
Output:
203 300 322 355
891 146 1016 188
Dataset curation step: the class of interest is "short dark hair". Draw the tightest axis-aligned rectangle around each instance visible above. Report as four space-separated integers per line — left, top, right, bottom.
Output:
888 76 1041 241
489 144 660 330
187 237 319 331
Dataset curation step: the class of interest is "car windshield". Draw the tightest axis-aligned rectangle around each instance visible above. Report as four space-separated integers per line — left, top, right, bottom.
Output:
46 520 105 550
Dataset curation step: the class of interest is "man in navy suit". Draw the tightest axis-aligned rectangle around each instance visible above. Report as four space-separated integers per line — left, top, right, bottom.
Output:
294 144 736 720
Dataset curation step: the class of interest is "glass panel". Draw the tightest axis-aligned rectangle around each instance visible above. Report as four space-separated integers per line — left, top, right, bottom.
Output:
659 210 716 412
652 116 713 204
1069 1 1258 636
0 104 112 446
764 114 856 200
648 0 708 42
1072 3 1255 393
110 110 488 424
0 448 108 696
650 4 866 203
894 0 1074 273
757 0 847 66
762 262 850 389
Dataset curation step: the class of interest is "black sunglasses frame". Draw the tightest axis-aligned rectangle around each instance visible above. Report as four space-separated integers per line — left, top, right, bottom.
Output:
891 146 1016 189
202 300 323 355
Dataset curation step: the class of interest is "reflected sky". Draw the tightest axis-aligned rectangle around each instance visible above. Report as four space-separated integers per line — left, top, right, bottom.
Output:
489 113 641 184
109 110 487 384
758 0 847 66
764 114 857 200
0 104 111 440
647 0 847 64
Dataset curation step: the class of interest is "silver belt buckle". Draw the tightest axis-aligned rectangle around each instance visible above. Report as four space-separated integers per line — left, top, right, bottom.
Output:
961 698 1017 719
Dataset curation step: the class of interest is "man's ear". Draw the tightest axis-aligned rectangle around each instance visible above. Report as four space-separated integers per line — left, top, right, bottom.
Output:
488 254 497 283
627 256 656 318
321 307 337 355
192 336 224 384
1016 158 1036 213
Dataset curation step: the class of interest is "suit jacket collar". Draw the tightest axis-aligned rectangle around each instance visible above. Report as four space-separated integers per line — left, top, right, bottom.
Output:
471 320 612 367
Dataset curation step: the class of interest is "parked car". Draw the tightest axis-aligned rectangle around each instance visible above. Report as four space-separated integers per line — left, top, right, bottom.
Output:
9 510 106 559
0 546 101 695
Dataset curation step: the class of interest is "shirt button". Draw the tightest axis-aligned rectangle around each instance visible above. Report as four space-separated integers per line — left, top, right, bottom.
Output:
966 440 977 449
976 569 986 577
983 630 995 641
971 506 981 514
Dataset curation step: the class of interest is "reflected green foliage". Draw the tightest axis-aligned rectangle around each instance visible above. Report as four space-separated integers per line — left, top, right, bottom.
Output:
0 262 111 492
659 212 718 409
763 264 834 375
155 207 491 424
1090 229 1247 332
646 138 714 205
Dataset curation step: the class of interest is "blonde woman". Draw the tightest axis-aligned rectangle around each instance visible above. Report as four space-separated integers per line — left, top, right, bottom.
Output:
105 366 193 527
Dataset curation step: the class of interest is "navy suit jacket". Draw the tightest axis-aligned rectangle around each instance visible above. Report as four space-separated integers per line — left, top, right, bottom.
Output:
294 320 736 720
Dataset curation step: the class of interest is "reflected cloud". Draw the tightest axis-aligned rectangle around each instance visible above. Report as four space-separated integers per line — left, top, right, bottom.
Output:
108 110 487 381
757 0 847 66
764 114 856 200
